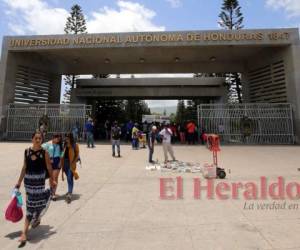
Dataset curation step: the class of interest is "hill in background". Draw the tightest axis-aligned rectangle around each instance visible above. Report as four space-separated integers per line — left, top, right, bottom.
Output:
150 106 176 115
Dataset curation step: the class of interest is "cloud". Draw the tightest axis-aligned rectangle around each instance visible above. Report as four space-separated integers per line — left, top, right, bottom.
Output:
266 0 300 17
2 0 69 35
165 0 182 8
2 0 165 35
1 0 168 104
87 1 165 32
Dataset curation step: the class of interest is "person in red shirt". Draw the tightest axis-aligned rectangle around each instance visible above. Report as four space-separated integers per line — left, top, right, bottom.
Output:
186 120 196 144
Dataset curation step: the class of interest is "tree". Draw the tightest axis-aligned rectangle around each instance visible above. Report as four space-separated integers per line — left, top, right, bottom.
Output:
218 0 243 30
94 99 126 123
219 0 244 103
169 113 176 123
64 4 87 35
63 4 87 103
175 100 186 124
125 99 151 122
63 75 78 104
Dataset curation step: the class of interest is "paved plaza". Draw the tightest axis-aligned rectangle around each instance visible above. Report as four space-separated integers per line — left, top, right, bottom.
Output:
1 142 300 250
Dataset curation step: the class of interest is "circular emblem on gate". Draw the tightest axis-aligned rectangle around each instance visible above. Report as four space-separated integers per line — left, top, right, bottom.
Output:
241 116 253 137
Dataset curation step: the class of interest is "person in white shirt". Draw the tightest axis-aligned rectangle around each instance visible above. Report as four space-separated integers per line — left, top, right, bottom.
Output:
159 124 176 163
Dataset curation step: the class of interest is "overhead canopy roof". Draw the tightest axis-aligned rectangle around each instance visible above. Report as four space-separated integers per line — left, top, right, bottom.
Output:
2 28 299 74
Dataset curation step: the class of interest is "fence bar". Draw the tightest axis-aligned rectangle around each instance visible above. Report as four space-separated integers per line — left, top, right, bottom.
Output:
198 103 295 145
6 104 92 141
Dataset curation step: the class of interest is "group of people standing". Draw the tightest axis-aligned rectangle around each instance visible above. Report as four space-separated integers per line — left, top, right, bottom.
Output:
15 131 80 246
107 120 177 164
148 124 176 164
174 120 206 145
84 118 206 147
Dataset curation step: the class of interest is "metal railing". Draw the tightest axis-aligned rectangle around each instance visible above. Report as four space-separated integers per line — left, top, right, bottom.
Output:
198 103 295 144
6 104 92 140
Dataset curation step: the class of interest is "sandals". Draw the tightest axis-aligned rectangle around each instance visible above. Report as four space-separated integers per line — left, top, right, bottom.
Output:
18 234 27 248
51 195 58 201
66 193 72 204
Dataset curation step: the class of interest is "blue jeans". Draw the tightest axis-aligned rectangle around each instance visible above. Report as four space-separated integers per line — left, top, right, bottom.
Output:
132 138 139 149
86 131 94 147
112 139 120 155
64 160 74 194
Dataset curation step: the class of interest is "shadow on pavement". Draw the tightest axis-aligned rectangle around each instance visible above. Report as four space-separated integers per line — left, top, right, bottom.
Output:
55 193 81 202
5 225 56 247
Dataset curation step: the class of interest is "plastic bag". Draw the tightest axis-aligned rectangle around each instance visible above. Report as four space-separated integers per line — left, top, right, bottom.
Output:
5 190 23 223
202 163 216 179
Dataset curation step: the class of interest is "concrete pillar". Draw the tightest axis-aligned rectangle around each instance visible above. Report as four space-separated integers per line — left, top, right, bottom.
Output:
0 53 18 108
48 75 62 103
70 89 87 104
0 48 18 133
241 71 250 102
285 45 300 143
245 46 300 143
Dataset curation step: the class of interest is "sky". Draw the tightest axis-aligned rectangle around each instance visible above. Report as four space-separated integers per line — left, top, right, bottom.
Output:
1 0 300 107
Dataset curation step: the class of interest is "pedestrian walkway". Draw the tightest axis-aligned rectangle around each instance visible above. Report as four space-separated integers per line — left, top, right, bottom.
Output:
0 143 300 249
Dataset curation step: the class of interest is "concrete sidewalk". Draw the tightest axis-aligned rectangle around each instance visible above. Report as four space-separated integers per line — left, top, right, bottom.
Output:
0 143 300 250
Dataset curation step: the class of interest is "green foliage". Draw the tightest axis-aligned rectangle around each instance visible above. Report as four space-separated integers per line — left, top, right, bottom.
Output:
219 0 244 103
175 100 201 124
224 73 243 103
63 4 87 103
62 75 78 104
169 113 176 123
91 99 151 125
175 100 186 123
94 99 127 123
218 0 244 30
64 4 87 34
124 99 151 122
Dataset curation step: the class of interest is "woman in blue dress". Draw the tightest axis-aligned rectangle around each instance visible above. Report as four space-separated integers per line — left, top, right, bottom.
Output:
42 133 63 201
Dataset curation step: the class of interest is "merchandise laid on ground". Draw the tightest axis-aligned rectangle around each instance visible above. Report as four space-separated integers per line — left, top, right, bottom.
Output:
146 160 228 178
146 161 202 173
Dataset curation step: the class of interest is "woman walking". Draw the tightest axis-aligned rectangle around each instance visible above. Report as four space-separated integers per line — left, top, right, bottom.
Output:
62 133 80 204
42 133 63 201
15 131 56 247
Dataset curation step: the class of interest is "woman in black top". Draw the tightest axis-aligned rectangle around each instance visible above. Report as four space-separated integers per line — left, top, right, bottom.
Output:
15 131 56 246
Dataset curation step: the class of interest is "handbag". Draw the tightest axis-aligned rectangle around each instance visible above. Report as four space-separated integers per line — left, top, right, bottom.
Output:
5 190 23 223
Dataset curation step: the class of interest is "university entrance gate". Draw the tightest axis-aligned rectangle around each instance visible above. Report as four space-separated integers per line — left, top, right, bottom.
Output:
6 104 91 140
1 28 300 142
198 103 294 144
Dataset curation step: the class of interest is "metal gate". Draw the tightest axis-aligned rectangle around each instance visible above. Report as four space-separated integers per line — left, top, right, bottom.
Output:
6 104 92 140
198 103 294 144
